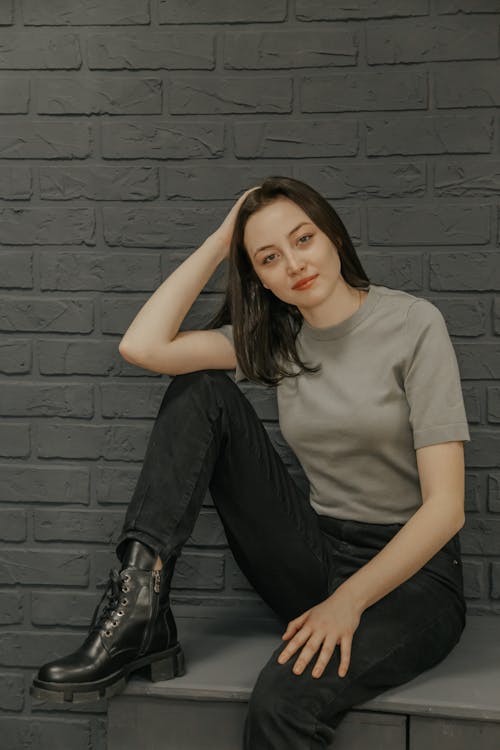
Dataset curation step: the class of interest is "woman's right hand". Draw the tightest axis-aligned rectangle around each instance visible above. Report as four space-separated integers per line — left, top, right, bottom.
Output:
212 186 261 259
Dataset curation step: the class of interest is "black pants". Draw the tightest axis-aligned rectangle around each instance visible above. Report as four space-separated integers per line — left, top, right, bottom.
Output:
115 369 466 749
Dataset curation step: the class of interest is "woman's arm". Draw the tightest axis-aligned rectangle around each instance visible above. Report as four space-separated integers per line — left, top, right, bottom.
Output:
336 440 466 614
119 187 259 358
119 233 226 358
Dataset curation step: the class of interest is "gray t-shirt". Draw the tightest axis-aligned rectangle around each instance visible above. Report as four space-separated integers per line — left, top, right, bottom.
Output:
216 283 470 524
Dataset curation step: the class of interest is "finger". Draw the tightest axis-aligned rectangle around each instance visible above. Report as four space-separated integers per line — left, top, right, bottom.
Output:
277 624 312 664
282 611 309 640
338 635 352 678
291 635 324 675
311 637 338 679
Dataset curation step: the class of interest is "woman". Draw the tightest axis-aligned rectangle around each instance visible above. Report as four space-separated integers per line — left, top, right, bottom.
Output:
31 176 470 748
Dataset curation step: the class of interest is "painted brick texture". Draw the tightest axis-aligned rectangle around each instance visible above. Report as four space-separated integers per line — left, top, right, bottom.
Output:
0 2 498 747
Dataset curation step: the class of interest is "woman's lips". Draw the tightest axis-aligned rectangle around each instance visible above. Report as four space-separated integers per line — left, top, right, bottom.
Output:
293 274 318 290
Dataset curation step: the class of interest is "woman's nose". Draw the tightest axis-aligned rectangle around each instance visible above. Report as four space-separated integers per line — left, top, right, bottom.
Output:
286 254 305 273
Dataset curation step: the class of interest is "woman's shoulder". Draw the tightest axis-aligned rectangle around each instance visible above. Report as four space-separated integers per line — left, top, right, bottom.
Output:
372 284 444 327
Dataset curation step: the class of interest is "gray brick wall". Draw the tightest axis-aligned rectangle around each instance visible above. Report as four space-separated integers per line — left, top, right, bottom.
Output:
0 1 498 747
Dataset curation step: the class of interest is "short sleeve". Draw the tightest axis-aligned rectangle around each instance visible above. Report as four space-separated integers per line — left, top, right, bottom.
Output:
216 324 246 383
403 299 470 450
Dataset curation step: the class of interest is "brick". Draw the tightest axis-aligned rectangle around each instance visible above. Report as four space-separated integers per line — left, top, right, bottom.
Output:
301 71 427 112
23 0 149 25
100 383 165 418
0 424 29 458
37 77 161 115
367 205 489 245
0 549 89 586
0 251 32 287
0 509 27 541
36 423 149 461
0 79 29 112
295 0 429 20
168 551 225 590
430 251 500 290
0 3 13 23
0 167 31 198
233 119 359 157
39 252 161 291
423 296 485 336
435 62 500 107
0 591 23 625
158 0 286 23
88 32 214 69
187 511 228 547
95 466 142 506
38 339 150 377
366 17 498 63
357 252 423 292
0 384 93 417
39 166 159 200
101 120 224 159
463 560 484 599
225 30 358 68
296 161 426 199
0 464 90 505
0 122 90 158
437 0 500 12
434 160 500 196
0 717 91 749
169 75 293 114
0 209 95 245
0 296 93 332
102 206 224 247
161 168 274 201
0 672 24 711
0 340 31 374
491 562 500 598
31 591 98 626
465 473 481 514
34 509 123 543
0 632 83 668
458 347 500 381
488 387 500 425
0 32 80 67
461 518 500 555
366 115 493 155
488 473 500 513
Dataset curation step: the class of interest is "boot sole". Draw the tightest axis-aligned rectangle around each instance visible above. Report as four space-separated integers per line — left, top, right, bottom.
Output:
30 642 186 704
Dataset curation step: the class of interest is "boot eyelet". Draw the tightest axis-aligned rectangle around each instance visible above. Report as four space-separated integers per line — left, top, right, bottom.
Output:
121 598 128 605
117 610 124 616
122 574 131 581
122 586 130 592
105 630 112 637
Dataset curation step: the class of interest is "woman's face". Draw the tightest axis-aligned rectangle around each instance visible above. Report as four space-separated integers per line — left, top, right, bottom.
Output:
243 197 342 311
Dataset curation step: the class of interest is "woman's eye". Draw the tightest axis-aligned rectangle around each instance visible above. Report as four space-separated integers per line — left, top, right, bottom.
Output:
262 235 312 264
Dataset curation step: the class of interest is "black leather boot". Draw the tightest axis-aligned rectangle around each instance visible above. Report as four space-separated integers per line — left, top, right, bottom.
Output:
30 540 185 703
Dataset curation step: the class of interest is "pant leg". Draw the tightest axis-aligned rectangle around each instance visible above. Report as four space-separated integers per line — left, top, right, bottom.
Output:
243 517 467 750
115 369 335 623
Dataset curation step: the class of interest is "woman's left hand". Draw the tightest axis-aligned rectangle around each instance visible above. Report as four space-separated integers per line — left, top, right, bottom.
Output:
277 586 363 679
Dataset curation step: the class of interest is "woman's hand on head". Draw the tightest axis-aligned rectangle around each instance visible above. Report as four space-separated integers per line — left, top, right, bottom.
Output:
211 186 261 258
276 586 363 680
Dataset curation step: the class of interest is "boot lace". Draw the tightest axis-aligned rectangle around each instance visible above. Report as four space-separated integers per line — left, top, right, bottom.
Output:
89 568 130 638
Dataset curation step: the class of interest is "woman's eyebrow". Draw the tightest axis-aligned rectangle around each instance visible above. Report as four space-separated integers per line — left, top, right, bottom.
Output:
253 222 311 258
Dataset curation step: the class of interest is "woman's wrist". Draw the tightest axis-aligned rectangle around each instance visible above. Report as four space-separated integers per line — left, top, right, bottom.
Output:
202 232 229 265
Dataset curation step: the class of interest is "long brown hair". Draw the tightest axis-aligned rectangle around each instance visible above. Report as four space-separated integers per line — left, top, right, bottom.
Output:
204 175 370 387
